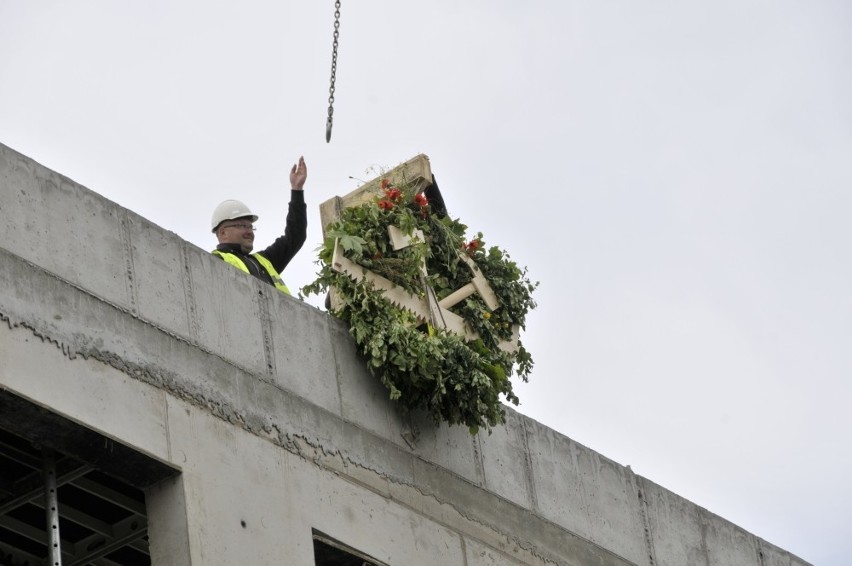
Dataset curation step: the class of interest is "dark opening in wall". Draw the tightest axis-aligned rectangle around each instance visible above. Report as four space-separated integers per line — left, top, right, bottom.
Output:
313 529 388 566
0 390 179 566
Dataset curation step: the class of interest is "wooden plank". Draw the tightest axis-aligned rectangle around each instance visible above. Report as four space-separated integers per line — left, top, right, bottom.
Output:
319 153 433 237
318 154 521 352
330 241 475 340
318 196 342 240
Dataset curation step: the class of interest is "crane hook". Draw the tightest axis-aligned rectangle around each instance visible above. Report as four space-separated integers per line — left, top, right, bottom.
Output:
326 0 341 143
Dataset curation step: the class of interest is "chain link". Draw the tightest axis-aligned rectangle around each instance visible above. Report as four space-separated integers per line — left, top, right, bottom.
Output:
326 0 341 143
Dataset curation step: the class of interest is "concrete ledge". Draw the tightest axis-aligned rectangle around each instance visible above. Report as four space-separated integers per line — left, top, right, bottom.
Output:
0 246 630 565
0 144 132 310
0 142 811 566
126 211 194 339
267 291 341 415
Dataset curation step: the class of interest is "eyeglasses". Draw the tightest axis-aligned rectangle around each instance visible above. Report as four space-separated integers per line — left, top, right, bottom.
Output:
222 222 256 231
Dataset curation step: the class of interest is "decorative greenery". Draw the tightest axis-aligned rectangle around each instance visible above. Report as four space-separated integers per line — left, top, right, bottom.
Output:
302 177 538 434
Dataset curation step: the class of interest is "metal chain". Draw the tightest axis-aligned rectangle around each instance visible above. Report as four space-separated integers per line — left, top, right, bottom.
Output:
326 0 341 143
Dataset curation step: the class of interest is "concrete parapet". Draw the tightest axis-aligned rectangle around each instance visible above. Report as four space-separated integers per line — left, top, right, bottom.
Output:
0 142 810 565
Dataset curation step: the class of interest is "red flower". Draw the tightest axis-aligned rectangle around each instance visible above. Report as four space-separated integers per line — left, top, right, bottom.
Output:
464 239 482 256
384 188 401 202
413 193 428 207
378 199 394 211
380 178 392 190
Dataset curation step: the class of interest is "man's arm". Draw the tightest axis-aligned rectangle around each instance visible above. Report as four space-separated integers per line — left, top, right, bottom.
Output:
259 193 307 272
260 157 308 272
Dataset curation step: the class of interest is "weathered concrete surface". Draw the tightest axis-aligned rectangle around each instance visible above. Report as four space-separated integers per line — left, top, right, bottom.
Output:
0 142 811 565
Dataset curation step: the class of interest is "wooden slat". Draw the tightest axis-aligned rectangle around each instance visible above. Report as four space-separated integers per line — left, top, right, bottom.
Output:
319 153 432 237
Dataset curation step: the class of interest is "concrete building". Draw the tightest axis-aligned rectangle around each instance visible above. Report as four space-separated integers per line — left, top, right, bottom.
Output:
0 142 810 565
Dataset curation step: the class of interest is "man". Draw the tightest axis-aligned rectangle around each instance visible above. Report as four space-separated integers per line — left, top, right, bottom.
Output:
210 156 307 295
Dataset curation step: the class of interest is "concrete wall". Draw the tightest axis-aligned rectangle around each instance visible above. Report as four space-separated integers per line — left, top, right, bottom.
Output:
0 142 810 566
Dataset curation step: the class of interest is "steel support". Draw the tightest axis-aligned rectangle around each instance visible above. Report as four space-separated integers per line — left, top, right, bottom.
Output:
43 448 63 566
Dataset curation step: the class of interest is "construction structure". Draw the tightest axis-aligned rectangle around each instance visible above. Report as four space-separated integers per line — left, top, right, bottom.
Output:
0 142 810 565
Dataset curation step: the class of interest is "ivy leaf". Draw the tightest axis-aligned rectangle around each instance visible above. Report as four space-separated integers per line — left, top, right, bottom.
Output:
326 230 368 255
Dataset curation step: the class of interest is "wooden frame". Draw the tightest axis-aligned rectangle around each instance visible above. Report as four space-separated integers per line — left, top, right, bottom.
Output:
320 154 519 352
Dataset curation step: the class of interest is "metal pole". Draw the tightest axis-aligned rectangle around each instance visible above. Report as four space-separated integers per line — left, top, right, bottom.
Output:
43 448 63 566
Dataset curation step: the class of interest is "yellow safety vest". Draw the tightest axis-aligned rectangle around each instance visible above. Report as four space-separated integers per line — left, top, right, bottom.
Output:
212 250 291 295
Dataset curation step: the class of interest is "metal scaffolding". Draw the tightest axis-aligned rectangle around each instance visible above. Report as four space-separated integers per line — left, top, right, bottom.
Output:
0 430 150 566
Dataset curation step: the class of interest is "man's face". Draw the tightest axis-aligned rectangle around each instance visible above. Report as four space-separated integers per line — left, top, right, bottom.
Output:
217 217 255 253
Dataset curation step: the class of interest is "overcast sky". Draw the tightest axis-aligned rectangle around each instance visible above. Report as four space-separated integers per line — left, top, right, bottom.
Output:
2 2 850 564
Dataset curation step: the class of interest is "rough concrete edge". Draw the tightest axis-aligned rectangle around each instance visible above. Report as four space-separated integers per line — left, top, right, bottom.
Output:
0 267 630 566
1 314 621 566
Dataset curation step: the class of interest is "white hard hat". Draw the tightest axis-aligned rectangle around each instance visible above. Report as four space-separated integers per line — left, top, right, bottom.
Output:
211 199 259 232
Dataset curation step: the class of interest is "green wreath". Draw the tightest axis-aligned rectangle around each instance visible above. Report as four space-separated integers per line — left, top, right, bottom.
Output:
302 178 538 433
